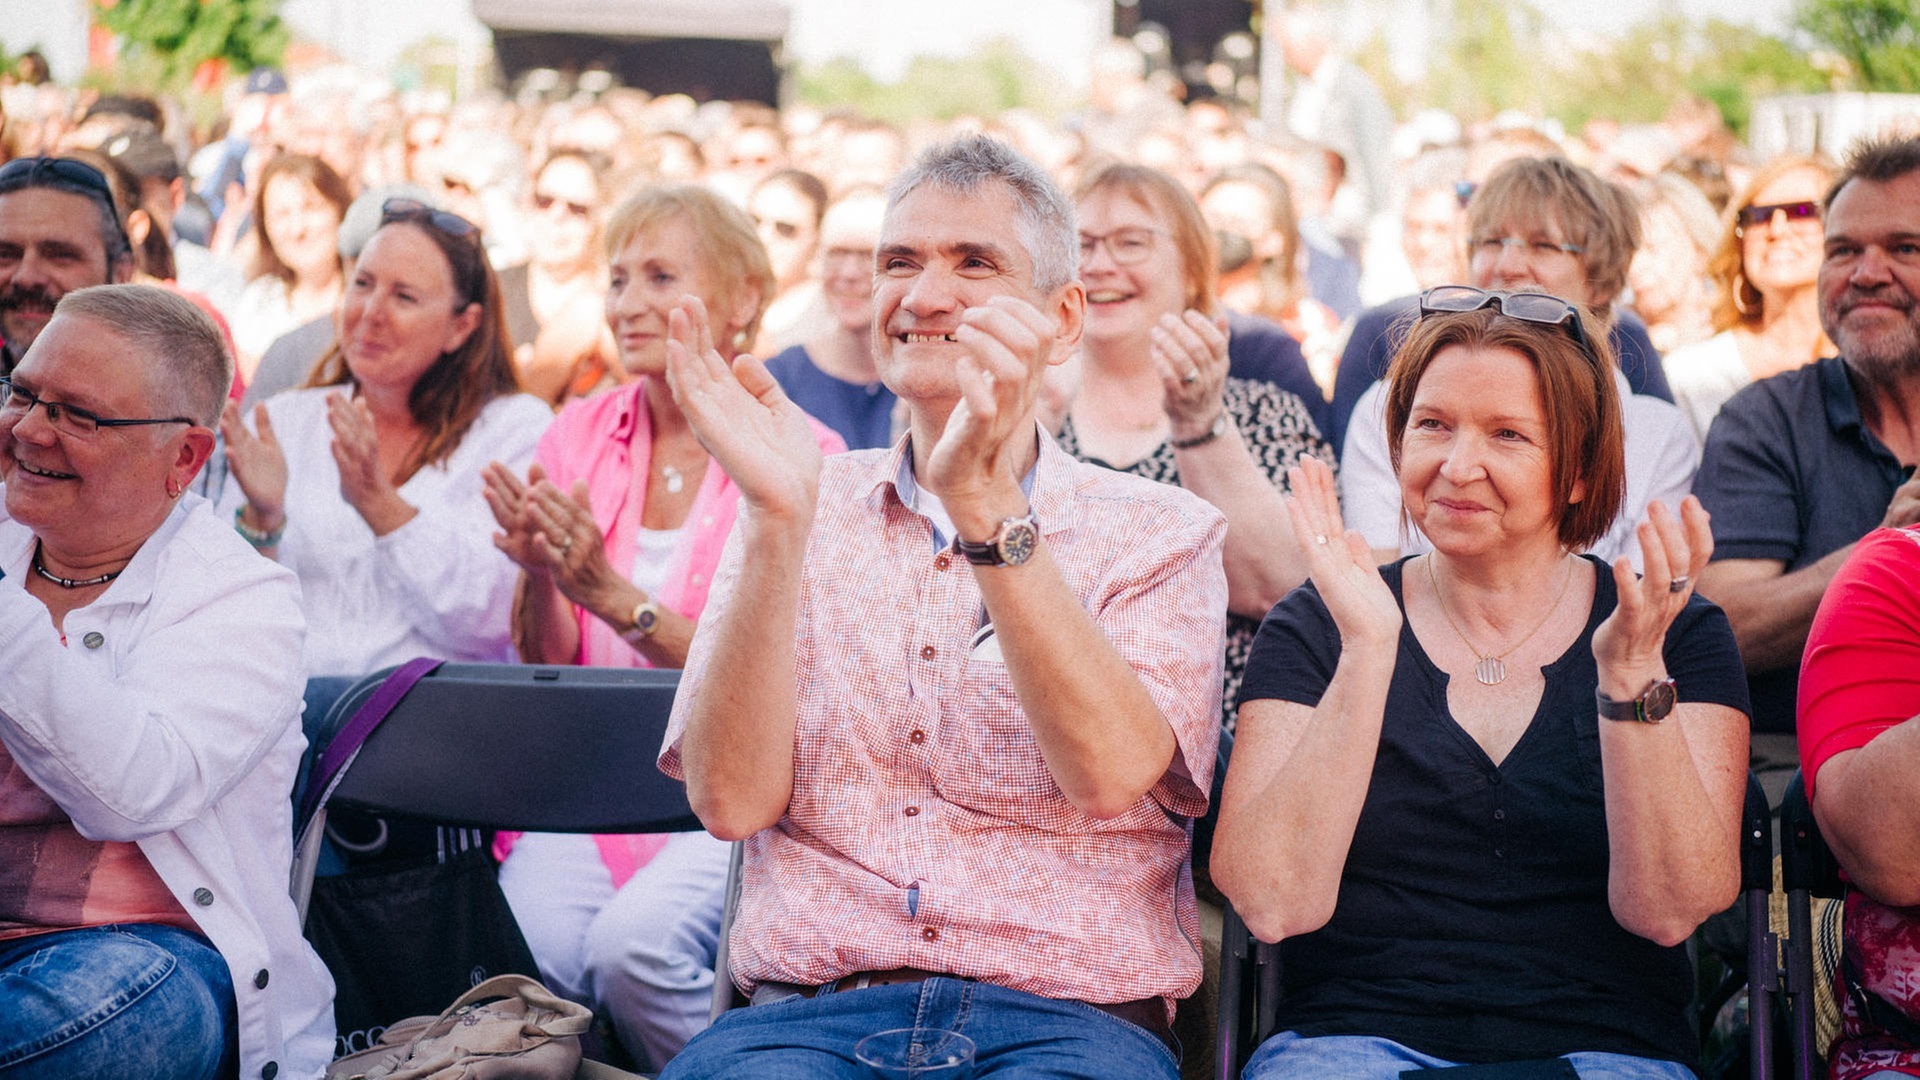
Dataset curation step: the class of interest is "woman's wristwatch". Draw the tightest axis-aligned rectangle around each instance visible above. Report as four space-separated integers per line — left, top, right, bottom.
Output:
1596 677 1677 724
618 597 663 647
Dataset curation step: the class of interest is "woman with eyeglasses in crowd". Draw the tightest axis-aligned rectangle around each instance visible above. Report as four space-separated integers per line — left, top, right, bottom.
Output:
1215 288 1751 1079
1665 153 1836 444
503 147 620 404
0 285 334 1080
218 199 551 704
481 185 844 1072
1057 161 1329 738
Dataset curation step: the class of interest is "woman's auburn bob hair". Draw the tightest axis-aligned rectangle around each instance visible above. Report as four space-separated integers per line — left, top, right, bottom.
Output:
1382 303 1628 554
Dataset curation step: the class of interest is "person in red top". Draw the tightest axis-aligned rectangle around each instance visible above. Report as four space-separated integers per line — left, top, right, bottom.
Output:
1800 522 1920 1079
656 135 1228 1079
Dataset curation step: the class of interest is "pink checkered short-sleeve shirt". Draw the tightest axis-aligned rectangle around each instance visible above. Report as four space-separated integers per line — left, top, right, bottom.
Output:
662 433 1228 1006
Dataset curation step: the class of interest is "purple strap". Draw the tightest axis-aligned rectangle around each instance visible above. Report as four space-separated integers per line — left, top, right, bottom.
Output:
297 657 444 826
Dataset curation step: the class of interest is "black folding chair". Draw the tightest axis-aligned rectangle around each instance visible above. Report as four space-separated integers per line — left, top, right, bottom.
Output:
1216 902 1279 1080
1700 771 1779 1080
1779 770 1844 1080
291 662 699 1076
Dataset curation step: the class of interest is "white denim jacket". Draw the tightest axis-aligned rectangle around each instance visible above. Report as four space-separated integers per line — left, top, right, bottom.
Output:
0 492 334 1080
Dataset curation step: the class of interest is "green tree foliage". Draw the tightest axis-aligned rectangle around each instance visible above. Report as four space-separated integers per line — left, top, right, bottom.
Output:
1794 0 1920 90
1350 1 1826 136
794 37 1067 125
95 0 287 92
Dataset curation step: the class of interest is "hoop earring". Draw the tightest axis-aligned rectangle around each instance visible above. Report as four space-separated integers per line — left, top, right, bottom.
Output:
1731 272 1751 317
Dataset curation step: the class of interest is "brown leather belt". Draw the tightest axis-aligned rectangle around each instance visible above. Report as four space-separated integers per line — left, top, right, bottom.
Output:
760 967 1175 1051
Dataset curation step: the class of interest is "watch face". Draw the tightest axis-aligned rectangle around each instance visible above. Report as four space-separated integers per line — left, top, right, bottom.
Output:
997 519 1039 566
1642 679 1677 722
636 606 660 634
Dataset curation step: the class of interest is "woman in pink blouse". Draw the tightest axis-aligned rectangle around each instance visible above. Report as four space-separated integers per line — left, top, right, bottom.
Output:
482 185 843 1071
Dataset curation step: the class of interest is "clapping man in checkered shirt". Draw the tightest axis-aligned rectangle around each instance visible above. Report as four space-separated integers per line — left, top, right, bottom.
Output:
655 134 1230 1079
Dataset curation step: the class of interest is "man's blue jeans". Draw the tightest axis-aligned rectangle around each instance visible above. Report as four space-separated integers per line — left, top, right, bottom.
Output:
0 923 237 1079
659 976 1180 1079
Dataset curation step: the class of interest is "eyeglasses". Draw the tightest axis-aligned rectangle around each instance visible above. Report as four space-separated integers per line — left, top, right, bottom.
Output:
1079 227 1166 266
0 377 195 438
1736 199 1820 234
381 198 480 241
0 156 132 255
1470 234 1584 261
534 193 593 220
1418 285 1597 362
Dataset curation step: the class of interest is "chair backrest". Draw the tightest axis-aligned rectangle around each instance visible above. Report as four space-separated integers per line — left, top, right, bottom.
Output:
315 662 697 833
292 662 701 920
1780 768 1845 1080
1217 902 1280 1080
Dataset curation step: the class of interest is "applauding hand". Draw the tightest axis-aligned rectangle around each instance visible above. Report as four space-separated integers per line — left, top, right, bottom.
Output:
665 296 820 522
1284 456 1401 650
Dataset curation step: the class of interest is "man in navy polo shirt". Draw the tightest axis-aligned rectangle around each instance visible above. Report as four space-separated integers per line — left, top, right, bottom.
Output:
1694 134 1920 797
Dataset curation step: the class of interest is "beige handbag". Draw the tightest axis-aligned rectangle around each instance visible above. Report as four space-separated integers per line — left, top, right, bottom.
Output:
325 974 592 1080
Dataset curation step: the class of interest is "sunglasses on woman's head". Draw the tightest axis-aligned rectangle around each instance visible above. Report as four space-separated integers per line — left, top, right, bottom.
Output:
380 198 480 241
1418 284 1597 362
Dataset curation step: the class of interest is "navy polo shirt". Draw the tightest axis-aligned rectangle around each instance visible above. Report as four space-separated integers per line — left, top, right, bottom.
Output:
1694 355 1912 734
1225 310 1332 441
1327 296 1672 458
763 345 899 452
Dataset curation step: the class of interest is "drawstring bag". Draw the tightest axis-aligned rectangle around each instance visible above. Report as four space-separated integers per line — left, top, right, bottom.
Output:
325 974 589 1080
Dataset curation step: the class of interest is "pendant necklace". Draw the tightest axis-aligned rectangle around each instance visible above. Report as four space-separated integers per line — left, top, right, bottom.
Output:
659 464 684 494
32 550 123 590
1426 554 1574 685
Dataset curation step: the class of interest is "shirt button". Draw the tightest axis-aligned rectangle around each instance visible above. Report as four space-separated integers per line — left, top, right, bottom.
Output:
920 645 937 660
1495 848 1506 859
934 552 952 570
909 730 927 745
261 1064 278 1080
903 805 920 817
82 631 105 649
255 968 270 989
921 926 939 941
1492 809 1505 822
193 887 215 906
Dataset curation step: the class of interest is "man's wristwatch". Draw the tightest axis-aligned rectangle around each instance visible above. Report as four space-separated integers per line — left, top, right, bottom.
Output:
954 512 1040 567
1596 677 1678 724
618 598 663 647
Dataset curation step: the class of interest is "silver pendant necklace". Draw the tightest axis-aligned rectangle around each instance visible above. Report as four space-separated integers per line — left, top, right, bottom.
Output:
660 464 684 494
1426 554 1575 686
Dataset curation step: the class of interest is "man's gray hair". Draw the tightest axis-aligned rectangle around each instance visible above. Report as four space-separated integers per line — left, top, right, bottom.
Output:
886 135 1078 295
55 285 231 427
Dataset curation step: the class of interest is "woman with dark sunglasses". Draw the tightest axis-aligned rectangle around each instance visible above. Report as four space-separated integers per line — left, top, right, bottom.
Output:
1215 295 1750 1080
504 148 618 404
1666 153 1836 444
217 200 552 690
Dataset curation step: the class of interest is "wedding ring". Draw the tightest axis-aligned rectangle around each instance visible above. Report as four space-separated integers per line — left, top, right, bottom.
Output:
1183 369 1199 384
1315 534 1328 545
1668 575 1688 593
558 535 574 553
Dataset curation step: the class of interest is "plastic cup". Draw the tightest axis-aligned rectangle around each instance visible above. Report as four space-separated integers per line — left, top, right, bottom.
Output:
853 1027 976 1079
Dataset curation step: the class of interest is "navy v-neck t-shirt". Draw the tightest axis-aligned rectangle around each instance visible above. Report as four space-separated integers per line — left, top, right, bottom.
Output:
1237 556 1749 1065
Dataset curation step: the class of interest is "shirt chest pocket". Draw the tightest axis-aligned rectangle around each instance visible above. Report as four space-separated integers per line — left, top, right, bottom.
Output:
930 658 1068 819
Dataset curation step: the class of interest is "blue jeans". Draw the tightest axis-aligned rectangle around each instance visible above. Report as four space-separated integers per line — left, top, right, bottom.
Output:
0 923 238 1079
1242 1031 1695 1080
659 977 1180 1079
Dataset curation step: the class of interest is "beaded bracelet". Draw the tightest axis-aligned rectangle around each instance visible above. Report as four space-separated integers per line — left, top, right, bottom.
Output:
234 506 286 548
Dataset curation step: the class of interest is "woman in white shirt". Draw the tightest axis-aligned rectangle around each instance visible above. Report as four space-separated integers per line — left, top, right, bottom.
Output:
221 199 551 682
229 154 352 382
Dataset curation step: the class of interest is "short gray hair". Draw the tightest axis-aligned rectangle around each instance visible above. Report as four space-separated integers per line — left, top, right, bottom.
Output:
885 135 1078 296
54 284 231 427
